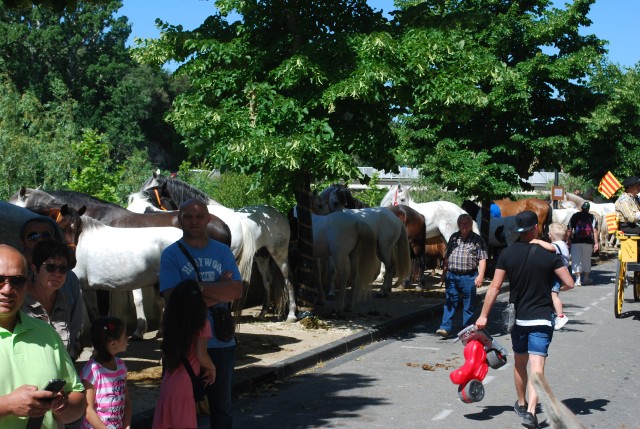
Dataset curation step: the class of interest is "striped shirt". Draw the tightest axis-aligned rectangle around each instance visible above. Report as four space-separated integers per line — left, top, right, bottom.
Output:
81 357 128 429
615 192 640 224
445 231 488 273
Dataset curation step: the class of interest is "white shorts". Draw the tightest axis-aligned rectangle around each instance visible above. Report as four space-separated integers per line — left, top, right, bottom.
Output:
571 242 593 273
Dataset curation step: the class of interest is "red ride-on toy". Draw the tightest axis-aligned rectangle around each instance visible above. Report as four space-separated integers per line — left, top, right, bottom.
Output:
450 325 508 403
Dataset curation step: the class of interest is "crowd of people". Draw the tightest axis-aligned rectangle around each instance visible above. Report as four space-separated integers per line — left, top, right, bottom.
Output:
2 174 639 429
0 198 242 429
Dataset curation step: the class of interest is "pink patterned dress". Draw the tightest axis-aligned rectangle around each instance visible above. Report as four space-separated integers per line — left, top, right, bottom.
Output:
152 323 212 429
80 357 128 429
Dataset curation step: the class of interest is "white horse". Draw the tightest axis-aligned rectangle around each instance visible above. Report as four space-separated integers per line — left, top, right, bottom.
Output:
72 216 183 338
380 184 480 242
131 173 297 322
310 212 379 312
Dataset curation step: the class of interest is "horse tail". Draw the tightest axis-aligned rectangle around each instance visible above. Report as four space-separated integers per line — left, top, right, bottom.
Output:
235 219 256 283
354 221 379 305
544 204 553 239
393 223 412 289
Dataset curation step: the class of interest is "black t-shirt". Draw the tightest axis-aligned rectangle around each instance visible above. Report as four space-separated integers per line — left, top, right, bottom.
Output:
496 242 564 321
569 211 597 245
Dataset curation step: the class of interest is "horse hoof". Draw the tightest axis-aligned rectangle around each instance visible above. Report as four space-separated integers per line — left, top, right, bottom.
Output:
285 315 297 323
415 286 423 292
397 285 405 290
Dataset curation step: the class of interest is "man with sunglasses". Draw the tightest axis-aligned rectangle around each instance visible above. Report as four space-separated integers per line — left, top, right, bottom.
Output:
20 218 84 361
0 244 86 429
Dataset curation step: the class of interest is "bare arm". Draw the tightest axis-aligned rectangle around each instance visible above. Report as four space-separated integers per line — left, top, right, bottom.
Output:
0 385 57 419
475 268 506 329
200 279 243 307
475 259 487 287
530 239 555 253
81 381 108 429
196 337 216 386
555 266 575 292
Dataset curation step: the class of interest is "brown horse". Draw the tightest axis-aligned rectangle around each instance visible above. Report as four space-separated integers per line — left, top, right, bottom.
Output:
493 198 552 238
387 204 426 259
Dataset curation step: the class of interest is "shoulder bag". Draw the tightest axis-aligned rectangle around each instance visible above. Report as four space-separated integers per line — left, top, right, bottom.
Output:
182 356 206 402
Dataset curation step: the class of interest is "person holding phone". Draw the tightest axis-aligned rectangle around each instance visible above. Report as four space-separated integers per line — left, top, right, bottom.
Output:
0 244 86 428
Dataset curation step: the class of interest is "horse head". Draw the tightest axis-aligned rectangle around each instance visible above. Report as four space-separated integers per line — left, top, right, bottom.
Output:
55 204 85 259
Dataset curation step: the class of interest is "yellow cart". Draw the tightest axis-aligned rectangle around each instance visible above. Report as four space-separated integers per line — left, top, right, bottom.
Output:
614 231 640 318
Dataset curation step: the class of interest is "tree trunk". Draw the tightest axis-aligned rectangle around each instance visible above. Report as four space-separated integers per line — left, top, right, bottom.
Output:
294 173 316 317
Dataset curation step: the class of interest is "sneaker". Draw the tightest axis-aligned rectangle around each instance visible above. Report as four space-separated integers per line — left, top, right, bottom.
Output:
575 279 581 287
554 314 569 330
522 412 539 428
435 329 449 338
514 400 528 418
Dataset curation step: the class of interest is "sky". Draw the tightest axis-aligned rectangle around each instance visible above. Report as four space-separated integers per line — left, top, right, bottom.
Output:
119 0 640 68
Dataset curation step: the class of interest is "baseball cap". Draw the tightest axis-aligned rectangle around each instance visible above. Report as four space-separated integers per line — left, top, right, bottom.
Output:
581 201 590 211
514 211 538 233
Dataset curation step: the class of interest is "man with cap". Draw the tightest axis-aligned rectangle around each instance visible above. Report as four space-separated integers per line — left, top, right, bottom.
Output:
615 176 640 235
476 211 574 429
567 201 599 286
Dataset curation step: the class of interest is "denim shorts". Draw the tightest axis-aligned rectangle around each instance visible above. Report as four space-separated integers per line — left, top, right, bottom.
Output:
511 324 554 357
551 276 561 293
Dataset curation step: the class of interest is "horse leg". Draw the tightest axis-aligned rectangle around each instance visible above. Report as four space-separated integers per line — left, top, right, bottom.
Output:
130 288 148 340
376 251 395 298
254 252 273 320
334 258 349 314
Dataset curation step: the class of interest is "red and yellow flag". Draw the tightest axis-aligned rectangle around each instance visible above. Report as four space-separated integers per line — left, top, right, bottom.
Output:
598 171 622 199
605 213 619 234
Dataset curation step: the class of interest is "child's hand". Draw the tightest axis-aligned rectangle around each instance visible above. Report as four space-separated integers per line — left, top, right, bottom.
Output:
202 366 216 386
530 239 541 246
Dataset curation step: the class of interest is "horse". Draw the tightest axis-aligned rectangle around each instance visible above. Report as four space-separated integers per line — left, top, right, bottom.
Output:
492 198 552 238
10 187 233 338
67 215 183 336
10 187 231 246
380 185 480 242
306 211 379 312
387 204 426 259
133 173 297 322
317 184 368 212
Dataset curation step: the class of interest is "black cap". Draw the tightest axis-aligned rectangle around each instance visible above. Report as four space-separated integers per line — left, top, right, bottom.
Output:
514 211 538 233
623 176 640 188
581 201 590 211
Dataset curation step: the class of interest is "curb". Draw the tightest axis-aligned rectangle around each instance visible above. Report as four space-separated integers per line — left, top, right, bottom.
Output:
131 283 508 428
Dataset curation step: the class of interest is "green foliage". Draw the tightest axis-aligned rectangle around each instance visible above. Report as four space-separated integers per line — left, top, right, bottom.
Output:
0 75 78 199
66 130 119 202
355 173 387 207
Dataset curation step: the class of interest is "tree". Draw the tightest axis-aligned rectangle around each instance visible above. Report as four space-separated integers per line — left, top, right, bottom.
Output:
389 0 606 199
134 0 400 314
570 62 640 183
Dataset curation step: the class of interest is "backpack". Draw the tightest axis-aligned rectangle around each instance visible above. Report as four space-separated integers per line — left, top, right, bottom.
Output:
572 216 594 240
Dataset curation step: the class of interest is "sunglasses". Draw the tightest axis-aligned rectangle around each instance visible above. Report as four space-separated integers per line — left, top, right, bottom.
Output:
0 275 28 288
26 231 53 241
42 263 69 274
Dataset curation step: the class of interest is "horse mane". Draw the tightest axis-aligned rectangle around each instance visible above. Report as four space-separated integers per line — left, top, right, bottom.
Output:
47 190 121 208
155 174 211 206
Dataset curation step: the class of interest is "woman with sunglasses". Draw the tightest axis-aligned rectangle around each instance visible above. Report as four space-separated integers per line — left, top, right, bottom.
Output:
22 240 83 357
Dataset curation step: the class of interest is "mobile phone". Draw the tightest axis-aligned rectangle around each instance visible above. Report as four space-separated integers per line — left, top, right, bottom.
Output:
25 379 66 429
43 379 66 395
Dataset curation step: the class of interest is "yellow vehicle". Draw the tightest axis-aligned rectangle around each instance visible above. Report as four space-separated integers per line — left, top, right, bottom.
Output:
614 231 640 318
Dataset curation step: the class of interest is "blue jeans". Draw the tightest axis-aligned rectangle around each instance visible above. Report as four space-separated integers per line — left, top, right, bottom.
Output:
206 346 236 429
439 271 477 333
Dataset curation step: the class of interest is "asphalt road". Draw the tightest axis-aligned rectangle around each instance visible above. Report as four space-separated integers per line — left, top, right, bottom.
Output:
226 259 640 429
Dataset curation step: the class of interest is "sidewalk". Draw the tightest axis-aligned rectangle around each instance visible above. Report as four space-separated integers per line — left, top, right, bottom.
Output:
124 279 509 429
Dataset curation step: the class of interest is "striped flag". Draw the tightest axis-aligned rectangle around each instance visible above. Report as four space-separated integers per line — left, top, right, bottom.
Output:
598 171 622 199
605 213 619 234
